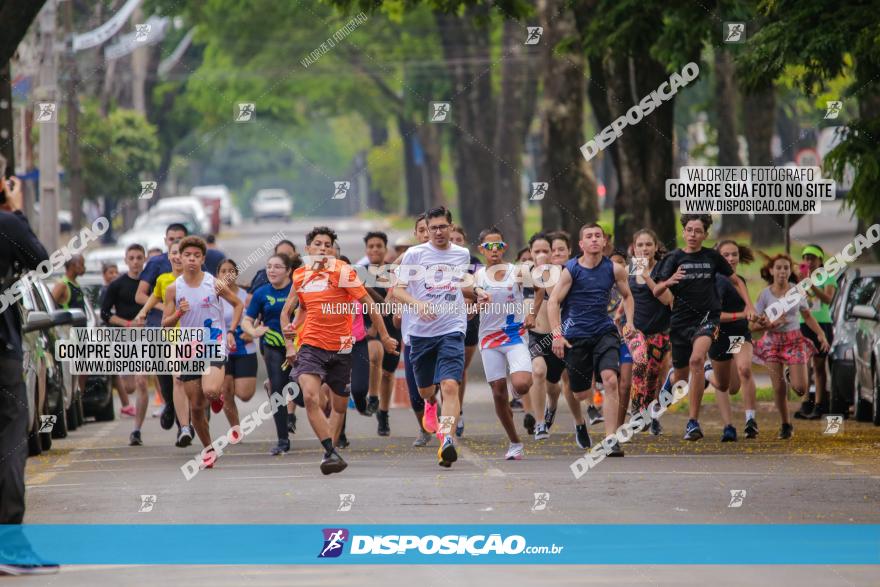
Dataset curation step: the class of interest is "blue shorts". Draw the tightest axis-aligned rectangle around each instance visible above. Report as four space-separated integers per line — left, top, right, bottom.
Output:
620 342 633 364
409 332 466 388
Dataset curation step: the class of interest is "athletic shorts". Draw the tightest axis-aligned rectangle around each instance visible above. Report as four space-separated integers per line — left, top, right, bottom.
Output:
800 322 833 359
564 330 621 392
481 342 533 382
178 360 226 382
620 342 633 364
464 314 480 347
529 330 565 385
670 319 720 369
410 332 466 388
708 321 752 362
291 344 352 396
226 353 258 378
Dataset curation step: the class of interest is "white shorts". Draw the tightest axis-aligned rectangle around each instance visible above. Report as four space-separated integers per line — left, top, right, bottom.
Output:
480 342 533 382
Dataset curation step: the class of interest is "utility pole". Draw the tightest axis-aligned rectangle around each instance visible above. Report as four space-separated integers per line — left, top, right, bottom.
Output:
37 0 60 253
63 0 85 232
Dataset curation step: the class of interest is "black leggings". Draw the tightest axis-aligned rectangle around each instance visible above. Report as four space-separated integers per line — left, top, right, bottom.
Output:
261 344 290 442
350 338 370 412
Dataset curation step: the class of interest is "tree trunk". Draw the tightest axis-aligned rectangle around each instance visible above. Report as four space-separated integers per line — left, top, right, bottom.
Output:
398 116 424 216
742 82 781 246
367 121 388 212
63 0 85 231
538 0 598 241
714 49 749 235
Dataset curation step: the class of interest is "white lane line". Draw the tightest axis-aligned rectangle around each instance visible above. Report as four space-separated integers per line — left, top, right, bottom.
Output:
455 445 506 477
832 461 855 466
26 483 85 488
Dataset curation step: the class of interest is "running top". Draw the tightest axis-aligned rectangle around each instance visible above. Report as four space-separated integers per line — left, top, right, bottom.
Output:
655 247 734 327
291 260 367 352
60 276 86 310
246 281 292 348
800 273 837 324
755 287 808 333
174 272 226 358
561 257 616 338
398 242 471 339
223 287 255 355
475 263 527 350
629 264 671 335
100 274 142 324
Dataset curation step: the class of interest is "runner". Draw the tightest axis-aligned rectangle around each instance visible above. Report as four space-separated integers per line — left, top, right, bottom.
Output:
358 232 387 417
606 249 633 429
134 241 193 447
548 223 635 456
247 239 298 304
653 214 755 441
526 232 565 441
281 227 397 474
794 244 837 420
473 227 534 460
586 221 616 424
392 207 475 467
628 229 672 436
99 245 149 444
162 236 243 468
752 253 830 439
98 262 118 305
242 253 295 455
52 255 86 311
707 240 759 439
218 259 259 437
513 245 534 412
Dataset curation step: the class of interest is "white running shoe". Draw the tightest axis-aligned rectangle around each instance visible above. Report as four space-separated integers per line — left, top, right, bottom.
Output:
534 423 550 440
505 442 524 460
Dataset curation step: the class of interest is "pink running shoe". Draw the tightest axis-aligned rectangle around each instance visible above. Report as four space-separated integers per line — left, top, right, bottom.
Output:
422 400 438 434
120 405 136 417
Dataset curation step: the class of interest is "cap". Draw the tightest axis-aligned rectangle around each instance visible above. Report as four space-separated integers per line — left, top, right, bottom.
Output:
801 245 824 260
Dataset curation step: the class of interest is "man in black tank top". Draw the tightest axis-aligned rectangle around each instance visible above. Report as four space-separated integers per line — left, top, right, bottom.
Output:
51 255 87 310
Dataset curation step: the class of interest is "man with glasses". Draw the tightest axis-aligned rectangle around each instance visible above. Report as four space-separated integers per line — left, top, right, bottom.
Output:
392 207 476 467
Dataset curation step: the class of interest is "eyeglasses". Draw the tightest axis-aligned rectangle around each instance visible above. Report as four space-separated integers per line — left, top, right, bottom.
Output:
480 241 506 251
428 224 450 232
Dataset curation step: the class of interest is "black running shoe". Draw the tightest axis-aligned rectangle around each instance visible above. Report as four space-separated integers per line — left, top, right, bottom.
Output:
287 413 296 434
320 449 348 475
778 423 793 439
438 436 458 467
337 432 350 449
803 405 825 420
377 410 390 437
683 419 703 441
745 418 759 439
365 395 379 417
129 430 142 446
523 413 536 435
649 418 663 436
544 405 557 429
175 425 193 448
606 440 625 457
721 424 737 442
794 399 814 420
587 405 604 426
510 398 524 411
575 424 592 449
270 439 290 455
160 404 175 430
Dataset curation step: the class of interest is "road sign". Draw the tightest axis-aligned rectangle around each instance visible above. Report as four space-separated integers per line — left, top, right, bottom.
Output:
794 148 821 168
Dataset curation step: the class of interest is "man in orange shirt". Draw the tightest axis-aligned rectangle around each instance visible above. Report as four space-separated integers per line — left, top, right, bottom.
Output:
281 226 398 475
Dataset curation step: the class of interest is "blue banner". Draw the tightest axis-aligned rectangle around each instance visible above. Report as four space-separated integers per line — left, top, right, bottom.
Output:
1 524 878 565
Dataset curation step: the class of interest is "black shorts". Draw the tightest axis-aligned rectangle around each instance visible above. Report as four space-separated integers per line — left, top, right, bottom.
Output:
801 322 833 359
291 344 352 396
366 317 404 373
226 353 258 378
671 319 720 369
465 313 480 347
529 331 565 385
708 321 752 362
178 360 226 382
564 330 621 393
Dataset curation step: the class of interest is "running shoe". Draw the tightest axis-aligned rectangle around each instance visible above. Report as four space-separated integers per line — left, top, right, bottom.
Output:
575 424 591 449
377 410 390 437
778 423 793 440
270 439 291 455
523 413 536 435
203 448 216 469
794 398 815 420
160 404 175 430
803 404 825 420
129 430 142 446
683 419 703 441
721 424 737 442
745 418 759 439
438 436 458 467
120 405 136 417
587 405 604 426
703 361 714 388
176 425 193 448
210 395 225 414
337 432 349 449
505 442 524 460
365 396 379 416
509 398 524 411
534 422 550 440
151 406 164 418
649 418 663 436
544 405 557 429
287 413 297 434
455 414 464 438
422 400 439 433
605 440 624 457
320 449 348 475
660 367 674 395
412 430 432 447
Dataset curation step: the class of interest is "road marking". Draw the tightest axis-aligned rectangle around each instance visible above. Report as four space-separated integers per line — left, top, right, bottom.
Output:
832 461 855 466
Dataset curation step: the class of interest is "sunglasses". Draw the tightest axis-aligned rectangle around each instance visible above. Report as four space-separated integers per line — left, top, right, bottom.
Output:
480 242 507 251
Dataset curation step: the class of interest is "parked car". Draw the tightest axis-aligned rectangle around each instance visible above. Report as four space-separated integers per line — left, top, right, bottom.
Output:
851 285 880 425
120 215 199 252
20 304 53 456
132 209 200 235
151 196 211 234
79 295 114 422
252 189 292 222
827 267 880 414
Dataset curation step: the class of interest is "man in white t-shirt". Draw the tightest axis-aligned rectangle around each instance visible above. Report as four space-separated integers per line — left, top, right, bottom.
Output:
392 207 476 468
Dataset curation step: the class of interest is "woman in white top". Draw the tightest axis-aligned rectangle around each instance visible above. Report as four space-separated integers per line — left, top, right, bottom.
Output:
218 259 258 435
473 227 535 460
